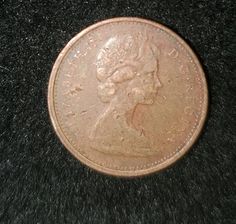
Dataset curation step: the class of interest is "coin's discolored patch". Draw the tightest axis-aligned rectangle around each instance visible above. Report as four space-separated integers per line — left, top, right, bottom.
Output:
48 17 208 177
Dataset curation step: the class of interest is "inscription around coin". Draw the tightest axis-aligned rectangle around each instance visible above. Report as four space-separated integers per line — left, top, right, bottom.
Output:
168 48 179 58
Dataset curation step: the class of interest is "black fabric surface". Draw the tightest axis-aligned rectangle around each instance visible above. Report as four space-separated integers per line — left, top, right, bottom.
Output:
0 0 235 223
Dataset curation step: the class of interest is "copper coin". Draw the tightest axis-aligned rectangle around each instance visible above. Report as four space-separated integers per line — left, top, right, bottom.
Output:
48 17 208 177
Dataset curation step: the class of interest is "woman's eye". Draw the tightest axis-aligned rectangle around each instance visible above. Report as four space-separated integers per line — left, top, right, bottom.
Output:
146 72 154 78
143 78 151 84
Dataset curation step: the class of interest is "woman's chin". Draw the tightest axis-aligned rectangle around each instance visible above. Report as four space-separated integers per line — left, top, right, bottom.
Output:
142 98 155 105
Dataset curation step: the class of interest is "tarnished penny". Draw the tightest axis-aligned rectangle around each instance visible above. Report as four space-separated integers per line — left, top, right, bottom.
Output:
48 17 208 177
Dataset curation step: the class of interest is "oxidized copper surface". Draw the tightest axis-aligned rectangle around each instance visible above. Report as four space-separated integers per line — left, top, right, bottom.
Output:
48 17 208 177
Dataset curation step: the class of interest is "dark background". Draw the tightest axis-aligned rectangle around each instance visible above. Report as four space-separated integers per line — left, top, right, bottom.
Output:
0 0 235 223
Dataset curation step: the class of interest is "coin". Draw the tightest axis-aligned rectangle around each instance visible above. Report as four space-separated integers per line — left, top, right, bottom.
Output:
48 17 208 177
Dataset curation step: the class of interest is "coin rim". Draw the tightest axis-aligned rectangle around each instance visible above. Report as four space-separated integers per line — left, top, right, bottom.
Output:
48 17 208 177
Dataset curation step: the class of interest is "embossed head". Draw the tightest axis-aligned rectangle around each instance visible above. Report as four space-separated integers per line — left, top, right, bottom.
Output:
96 34 162 106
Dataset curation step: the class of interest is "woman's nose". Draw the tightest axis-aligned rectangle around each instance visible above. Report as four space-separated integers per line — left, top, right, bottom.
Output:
155 77 162 88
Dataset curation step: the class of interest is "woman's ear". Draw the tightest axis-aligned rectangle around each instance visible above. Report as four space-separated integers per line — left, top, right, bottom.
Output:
128 87 145 104
97 81 116 103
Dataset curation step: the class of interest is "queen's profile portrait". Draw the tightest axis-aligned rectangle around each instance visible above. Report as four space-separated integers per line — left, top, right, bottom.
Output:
89 34 162 156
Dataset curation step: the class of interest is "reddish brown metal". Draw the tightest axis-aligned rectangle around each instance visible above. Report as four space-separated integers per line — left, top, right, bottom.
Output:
48 17 208 177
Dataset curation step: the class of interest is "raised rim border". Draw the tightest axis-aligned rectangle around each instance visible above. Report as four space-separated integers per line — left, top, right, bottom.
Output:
48 17 208 177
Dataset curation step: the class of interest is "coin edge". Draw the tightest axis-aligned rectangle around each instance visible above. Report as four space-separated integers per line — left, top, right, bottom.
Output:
48 17 208 177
